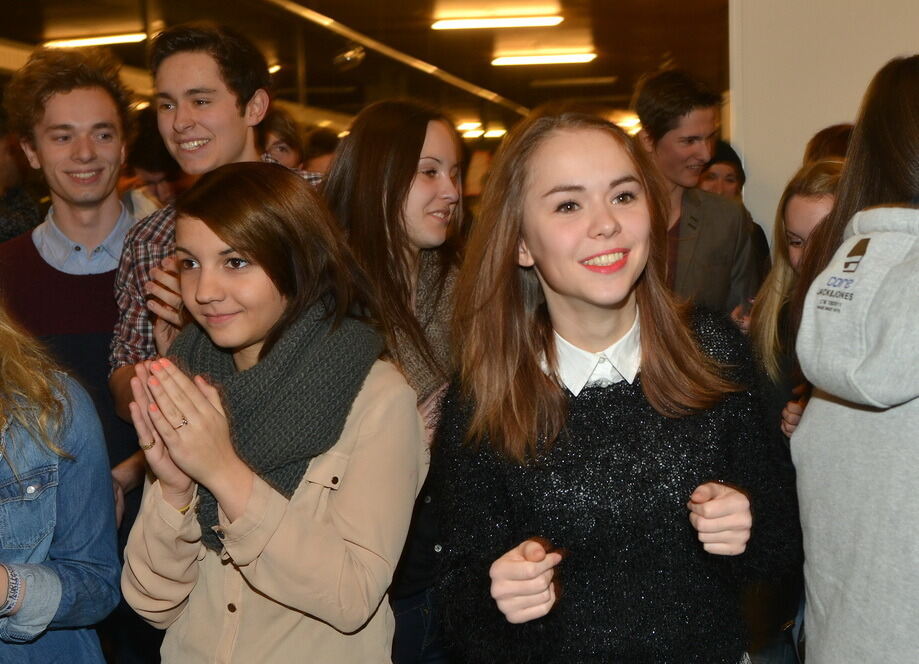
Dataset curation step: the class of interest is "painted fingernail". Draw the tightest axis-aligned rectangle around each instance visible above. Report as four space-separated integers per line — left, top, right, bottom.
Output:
160 358 173 368
148 376 160 387
149 403 160 413
150 361 162 372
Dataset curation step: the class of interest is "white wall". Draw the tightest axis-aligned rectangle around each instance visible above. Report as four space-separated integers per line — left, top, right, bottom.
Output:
729 0 919 242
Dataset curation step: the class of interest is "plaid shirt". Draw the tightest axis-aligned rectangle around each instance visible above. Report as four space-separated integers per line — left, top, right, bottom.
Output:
109 163 322 371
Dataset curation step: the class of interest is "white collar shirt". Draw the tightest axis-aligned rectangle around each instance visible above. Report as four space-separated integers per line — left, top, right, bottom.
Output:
553 314 641 396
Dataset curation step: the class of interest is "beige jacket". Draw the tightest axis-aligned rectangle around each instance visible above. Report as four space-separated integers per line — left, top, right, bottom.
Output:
122 361 426 663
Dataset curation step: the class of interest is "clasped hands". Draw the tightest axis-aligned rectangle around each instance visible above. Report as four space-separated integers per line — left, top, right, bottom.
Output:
129 358 253 517
489 482 751 624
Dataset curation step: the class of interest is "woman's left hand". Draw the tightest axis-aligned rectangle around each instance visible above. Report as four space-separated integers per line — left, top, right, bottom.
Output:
687 482 752 555
144 358 253 508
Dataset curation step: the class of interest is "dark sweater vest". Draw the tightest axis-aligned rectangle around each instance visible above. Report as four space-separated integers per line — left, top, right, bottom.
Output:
432 311 802 664
0 232 136 467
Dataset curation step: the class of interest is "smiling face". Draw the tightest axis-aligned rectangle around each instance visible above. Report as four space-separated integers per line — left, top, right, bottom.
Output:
699 162 742 199
645 106 718 190
401 120 461 253
518 127 651 343
784 194 834 272
21 87 124 211
155 51 267 175
175 215 287 370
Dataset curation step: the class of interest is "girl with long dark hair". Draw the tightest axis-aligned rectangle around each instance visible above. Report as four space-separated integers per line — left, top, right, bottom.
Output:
433 112 800 663
324 100 462 663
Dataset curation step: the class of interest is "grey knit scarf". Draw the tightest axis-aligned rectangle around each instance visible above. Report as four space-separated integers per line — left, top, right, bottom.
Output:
168 304 382 551
395 250 455 404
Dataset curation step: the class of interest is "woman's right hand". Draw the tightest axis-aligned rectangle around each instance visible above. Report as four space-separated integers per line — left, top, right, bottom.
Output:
129 360 194 509
489 539 563 624
781 399 806 438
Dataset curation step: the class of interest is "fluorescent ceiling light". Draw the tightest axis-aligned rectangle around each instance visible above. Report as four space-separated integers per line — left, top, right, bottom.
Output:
492 53 597 66
132 101 150 110
268 64 282 74
432 16 563 30
463 129 485 138
483 129 507 138
457 121 482 131
337 130 350 138
44 32 147 48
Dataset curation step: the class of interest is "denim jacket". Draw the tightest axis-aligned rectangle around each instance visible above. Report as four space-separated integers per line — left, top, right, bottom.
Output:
0 375 120 664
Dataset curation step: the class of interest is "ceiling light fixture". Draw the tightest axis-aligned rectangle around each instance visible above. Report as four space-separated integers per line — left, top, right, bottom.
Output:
44 32 147 48
268 64 282 74
483 129 507 138
492 53 597 66
457 121 482 131
432 16 563 30
463 129 485 138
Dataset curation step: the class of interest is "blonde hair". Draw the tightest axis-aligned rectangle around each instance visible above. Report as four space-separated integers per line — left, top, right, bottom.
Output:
0 305 67 463
750 160 843 382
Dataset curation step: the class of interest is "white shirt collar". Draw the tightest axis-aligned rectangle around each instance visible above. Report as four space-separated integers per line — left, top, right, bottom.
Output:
553 313 641 396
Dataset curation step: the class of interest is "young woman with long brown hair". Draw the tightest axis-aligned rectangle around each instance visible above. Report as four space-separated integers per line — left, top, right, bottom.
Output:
432 112 800 663
324 100 461 664
791 53 919 663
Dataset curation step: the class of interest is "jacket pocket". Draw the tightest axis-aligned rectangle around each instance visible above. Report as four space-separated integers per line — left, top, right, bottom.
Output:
0 464 58 550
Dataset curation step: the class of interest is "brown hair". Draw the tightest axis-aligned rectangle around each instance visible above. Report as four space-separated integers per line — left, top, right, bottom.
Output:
454 112 738 463
632 69 721 143
257 106 303 160
803 123 853 165
175 162 374 359
323 99 461 379
150 23 270 112
4 47 133 145
750 160 843 383
792 55 919 336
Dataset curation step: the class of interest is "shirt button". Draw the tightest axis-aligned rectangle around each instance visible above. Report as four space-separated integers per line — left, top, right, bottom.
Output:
227 603 237 612
26 485 36 494
423 495 432 504
215 528 226 540
433 544 442 553
598 356 608 364
331 476 339 485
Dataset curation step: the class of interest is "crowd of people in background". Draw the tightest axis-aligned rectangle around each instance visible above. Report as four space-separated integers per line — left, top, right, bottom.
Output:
0 18 916 664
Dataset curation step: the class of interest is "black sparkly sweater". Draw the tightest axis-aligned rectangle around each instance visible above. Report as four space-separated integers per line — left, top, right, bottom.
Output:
431 312 802 664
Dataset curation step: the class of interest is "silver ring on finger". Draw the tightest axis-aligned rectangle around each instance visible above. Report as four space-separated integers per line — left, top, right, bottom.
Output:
173 415 189 430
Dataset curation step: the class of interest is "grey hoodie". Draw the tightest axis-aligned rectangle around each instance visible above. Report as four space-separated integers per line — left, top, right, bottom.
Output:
793 206 919 663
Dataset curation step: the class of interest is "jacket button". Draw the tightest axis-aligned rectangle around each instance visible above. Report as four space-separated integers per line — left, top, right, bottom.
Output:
216 528 226 540
331 476 339 485
227 603 237 612
26 485 36 494
433 544 442 553
423 495 432 504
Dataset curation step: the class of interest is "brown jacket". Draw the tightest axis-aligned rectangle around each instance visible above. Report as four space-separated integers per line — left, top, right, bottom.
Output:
673 188 758 313
122 361 426 663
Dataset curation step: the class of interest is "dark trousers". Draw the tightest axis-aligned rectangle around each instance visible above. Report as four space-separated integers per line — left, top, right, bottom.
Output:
391 587 451 664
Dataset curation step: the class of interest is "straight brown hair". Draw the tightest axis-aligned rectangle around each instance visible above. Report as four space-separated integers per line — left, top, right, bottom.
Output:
791 54 919 336
454 112 738 463
323 100 461 378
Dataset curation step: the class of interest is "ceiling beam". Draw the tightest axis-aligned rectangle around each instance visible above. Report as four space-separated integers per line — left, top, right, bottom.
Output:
256 0 530 116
